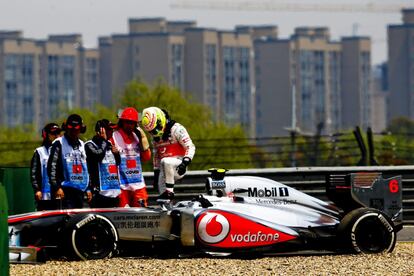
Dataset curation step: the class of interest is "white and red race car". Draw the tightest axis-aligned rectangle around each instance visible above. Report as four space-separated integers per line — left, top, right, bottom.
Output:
8 169 403 262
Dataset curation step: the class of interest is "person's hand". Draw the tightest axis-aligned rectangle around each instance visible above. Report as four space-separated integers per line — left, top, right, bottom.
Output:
86 191 93 203
136 127 150 151
99 127 107 140
55 188 65 199
111 145 119 154
177 157 191 176
35 191 42 201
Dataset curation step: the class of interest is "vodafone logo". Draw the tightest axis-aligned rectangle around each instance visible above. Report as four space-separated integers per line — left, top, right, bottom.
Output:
197 212 230 244
196 210 297 248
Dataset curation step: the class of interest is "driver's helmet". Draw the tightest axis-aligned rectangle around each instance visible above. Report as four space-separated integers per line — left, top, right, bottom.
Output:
141 107 167 137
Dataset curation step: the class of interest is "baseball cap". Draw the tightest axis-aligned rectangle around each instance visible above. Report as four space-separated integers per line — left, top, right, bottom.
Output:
95 119 117 132
65 114 83 129
44 123 62 134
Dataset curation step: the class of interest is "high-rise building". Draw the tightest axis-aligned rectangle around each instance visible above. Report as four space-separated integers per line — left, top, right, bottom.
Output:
388 9 414 121
184 28 220 117
0 31 41 127
371 63 388 132
100 18 187 106
255 27 345 136
100 18 256 136
0 31 99 129
341 37 372 130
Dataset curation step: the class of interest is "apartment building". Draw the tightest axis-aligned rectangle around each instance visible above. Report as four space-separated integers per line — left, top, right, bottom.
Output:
371 63 388 132
255 27 345 136
341 37 372 130
388 9 414 121
100 18 187 106
100 18 257 136
0 17 378 137
0 32 99 129
0 31 42 128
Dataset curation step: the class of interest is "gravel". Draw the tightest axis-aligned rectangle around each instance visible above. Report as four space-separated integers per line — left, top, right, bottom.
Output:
10 242 414 275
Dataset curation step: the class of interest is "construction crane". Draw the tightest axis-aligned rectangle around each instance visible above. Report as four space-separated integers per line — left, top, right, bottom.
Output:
170 0 413 13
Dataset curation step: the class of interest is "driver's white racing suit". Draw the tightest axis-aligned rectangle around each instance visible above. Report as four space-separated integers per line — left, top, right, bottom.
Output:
152 122 195 196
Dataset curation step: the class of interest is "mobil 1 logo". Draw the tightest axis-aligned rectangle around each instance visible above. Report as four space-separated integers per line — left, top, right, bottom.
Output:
248 186 289 198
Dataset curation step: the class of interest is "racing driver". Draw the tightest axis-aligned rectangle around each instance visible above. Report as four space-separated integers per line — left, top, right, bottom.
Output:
141 107 195 200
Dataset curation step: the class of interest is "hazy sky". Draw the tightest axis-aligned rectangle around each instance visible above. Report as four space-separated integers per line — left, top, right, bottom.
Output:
0 0 411 64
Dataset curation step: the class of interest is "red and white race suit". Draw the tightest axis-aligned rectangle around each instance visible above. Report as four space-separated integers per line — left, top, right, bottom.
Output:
153 122 195 194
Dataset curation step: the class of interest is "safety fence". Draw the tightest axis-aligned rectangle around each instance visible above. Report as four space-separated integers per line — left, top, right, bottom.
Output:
3 129 414 168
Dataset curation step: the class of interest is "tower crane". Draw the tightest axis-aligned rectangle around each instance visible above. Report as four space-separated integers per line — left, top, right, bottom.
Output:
170 0 413 13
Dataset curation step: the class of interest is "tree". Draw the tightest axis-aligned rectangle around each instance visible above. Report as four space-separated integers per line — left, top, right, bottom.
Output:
386 117 414 137
0 125 38 167
117 80 253 169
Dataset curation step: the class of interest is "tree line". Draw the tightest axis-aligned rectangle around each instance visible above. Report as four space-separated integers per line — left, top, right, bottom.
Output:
1 81 414 169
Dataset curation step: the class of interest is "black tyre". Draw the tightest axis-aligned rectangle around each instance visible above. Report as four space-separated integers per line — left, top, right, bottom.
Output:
63 214 118 260
337 207 397 254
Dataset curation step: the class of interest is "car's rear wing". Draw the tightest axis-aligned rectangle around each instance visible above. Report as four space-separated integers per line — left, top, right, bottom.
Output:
327 172 403 223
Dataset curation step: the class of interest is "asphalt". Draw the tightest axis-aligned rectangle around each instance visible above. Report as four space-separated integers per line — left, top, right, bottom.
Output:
398 225 414 242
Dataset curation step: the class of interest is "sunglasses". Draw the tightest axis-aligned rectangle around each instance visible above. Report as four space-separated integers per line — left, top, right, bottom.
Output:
67 124 81 130
123 120 136 125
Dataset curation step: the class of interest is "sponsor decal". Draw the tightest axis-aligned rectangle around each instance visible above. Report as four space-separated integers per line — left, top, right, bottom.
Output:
76 215 96 228
378 214 394 233
125 170 140 175
197 212 230 244
112 214 161 229
108 164 118 174
255 198 297 205
196 210 296 248
72 164 83 174
211 180 226 189
248 187 289 197
126 159 137 169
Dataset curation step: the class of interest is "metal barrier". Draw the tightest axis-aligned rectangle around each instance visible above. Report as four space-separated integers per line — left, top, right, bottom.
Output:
145 165 414 224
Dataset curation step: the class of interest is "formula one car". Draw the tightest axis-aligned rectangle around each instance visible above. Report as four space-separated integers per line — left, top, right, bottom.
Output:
8 169 403 262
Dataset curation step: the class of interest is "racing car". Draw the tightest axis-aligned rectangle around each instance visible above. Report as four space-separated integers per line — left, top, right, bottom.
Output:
8 169 403 262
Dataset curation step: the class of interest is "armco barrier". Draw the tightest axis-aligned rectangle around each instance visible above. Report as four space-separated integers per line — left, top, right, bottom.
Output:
145 165 414 224
0 183 9 275
0 168 35 215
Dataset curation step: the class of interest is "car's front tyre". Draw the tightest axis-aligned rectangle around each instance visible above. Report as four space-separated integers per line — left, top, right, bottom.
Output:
63 214 118 260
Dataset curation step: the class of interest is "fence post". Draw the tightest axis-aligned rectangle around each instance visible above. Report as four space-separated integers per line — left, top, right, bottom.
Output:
367 127 379 165
0 183 9 275
353 126 367 166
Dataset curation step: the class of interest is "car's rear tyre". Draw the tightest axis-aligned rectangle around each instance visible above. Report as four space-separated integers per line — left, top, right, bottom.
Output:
337 207 396 253
63 214 118 260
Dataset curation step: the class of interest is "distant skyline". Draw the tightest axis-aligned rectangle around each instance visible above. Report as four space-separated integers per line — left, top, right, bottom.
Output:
0 0 411 64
